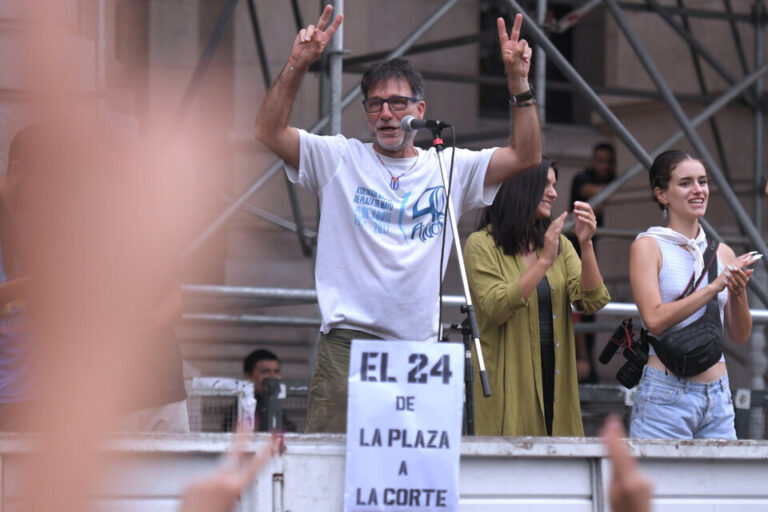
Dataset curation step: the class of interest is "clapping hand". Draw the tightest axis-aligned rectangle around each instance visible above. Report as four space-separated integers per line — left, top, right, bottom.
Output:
722 251 758 297
573 201 597 246
541 211 567 266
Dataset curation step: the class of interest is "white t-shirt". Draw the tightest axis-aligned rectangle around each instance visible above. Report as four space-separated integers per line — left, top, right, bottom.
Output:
285 129 499 341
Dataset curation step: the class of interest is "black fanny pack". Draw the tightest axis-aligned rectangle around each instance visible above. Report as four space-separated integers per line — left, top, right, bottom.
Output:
642 237 723 377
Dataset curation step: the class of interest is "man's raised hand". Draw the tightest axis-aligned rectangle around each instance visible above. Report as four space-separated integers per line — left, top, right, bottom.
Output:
497 13 532 93
289 4 344 70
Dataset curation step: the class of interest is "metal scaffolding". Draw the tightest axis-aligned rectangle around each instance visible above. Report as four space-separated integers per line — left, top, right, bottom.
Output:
179 0 766 259
173 0 768 383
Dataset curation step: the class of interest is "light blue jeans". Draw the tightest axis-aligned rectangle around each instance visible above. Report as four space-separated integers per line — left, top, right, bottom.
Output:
630 365 736 439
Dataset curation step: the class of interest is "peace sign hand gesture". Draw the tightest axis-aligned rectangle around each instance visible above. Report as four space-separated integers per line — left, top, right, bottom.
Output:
290 4 344 70
497 13 533 94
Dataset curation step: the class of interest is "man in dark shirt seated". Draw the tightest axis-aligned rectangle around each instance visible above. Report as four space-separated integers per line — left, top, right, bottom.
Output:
570 142 616 229
243 349 297 432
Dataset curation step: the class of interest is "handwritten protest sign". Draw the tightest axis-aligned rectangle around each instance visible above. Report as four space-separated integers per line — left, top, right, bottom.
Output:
344 340 463 512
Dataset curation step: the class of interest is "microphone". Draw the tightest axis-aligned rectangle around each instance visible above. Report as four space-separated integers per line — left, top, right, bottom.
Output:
400 115 451 133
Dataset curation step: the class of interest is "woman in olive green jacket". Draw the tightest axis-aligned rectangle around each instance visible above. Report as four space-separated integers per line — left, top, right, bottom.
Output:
464 158 610 436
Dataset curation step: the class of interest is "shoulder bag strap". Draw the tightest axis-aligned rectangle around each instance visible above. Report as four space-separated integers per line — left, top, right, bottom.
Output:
704 238 722 327
676 237 718 300
705 237 718 284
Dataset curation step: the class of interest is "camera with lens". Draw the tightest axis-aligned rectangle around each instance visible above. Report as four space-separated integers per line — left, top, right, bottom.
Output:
598 318 648 389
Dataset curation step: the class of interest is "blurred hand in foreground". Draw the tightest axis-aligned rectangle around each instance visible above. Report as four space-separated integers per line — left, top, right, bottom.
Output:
179 430 282 512
600 415 652 512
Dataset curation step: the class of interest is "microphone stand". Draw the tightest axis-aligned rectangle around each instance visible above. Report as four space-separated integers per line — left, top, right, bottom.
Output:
429 126 491 437
447 319 477 435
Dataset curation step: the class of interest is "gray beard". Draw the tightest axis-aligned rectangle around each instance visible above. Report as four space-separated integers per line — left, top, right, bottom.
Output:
371 129 415 154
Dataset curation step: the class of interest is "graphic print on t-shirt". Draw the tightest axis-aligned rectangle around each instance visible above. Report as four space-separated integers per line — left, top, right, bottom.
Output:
410 185 446 243
353 186 395 235
352 182 447 245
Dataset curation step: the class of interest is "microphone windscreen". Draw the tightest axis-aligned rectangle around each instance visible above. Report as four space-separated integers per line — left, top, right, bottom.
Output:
400 115 416 132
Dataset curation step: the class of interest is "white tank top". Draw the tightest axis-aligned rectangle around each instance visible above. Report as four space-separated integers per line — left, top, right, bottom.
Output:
648 236 727 360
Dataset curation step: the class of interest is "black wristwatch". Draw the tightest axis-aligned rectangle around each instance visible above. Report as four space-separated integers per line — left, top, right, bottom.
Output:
510 85 535 105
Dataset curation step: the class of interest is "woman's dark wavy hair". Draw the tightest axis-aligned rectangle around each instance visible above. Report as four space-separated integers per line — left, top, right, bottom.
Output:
648 149 701 212
477 158 557 256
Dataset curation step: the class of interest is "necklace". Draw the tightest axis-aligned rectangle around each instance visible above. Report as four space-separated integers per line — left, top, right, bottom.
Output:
375 152 419 191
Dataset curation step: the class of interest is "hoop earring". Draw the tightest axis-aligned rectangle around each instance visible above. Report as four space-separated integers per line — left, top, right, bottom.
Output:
662 204 668 219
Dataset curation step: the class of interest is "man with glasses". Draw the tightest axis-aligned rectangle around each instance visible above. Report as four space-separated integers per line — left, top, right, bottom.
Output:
254 5 541 433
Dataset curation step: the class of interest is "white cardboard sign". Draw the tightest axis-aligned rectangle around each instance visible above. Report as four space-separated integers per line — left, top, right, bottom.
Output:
344 339 464 512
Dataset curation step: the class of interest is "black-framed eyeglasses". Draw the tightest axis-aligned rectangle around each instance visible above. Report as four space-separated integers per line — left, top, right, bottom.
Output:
362 95 421 113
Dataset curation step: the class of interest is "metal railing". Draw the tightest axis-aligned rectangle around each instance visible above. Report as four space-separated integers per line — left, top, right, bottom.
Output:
206 378 767 440
181 285 768 326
